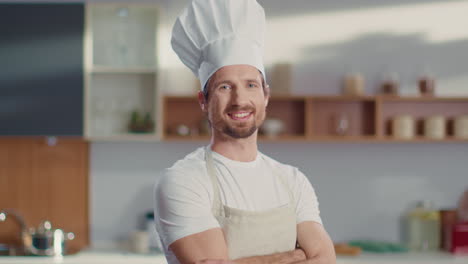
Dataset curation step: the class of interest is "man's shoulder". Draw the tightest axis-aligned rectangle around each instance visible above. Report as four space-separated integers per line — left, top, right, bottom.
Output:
157 147 208 189
260 152 298 175
167 147 207 173
260 152 310 184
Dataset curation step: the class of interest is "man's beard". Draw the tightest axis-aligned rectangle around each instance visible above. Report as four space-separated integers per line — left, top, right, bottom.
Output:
223 122 259 139
212 106 266 139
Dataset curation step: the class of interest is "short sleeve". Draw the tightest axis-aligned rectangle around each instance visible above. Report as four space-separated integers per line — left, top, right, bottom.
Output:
153 168 220 250
292 169 323 225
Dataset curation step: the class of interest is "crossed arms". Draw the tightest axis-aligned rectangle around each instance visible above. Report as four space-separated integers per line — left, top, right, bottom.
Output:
169 221 336 264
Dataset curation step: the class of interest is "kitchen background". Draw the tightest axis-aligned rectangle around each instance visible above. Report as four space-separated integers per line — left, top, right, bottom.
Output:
2 0 468 252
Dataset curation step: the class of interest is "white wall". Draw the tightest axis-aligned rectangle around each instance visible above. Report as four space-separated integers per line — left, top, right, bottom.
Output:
161 0 468 96
90 142 468 245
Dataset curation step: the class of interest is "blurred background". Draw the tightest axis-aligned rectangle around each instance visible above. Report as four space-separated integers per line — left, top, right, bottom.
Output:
1 0 468 261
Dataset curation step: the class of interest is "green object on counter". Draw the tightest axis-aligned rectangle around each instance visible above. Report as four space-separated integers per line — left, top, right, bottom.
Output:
348 240 408 253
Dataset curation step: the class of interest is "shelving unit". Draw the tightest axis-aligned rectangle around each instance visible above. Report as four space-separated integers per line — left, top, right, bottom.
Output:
378 96 468 140
266 96 307 139
84 3 160 141
307 96 376 139
162 96 309 141
162 95 468 143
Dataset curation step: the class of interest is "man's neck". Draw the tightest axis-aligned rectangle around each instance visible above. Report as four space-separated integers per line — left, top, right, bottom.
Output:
210 131 258 162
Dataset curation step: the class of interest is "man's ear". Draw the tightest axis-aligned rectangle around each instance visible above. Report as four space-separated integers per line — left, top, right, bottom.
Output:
264 84 270 107
198 91 207 112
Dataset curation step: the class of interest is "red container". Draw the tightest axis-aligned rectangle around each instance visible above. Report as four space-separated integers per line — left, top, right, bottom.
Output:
450 222 468 254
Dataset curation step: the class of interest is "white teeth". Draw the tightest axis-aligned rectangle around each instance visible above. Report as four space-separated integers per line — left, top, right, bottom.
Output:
233 112 250 118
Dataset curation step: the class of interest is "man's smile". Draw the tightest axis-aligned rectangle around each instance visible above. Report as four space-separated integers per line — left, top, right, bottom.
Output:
228 111 253 121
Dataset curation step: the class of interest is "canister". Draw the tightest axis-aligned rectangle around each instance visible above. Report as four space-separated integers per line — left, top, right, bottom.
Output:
393 115 415 139
343 73 364 96
424 115 446 139
454 115 468 139
130 231 149 254
406 201 440 251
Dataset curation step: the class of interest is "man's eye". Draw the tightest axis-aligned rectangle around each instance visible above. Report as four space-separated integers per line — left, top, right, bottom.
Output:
219 85 231 90
248 83 259 88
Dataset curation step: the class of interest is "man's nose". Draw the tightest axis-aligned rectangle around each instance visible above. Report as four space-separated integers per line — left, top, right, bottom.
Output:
231 85 249 106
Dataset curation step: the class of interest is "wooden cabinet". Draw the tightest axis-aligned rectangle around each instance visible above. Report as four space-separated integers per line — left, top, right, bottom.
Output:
0 137 89 253
84 3 160 141
0 4 84 136
162 95 468 142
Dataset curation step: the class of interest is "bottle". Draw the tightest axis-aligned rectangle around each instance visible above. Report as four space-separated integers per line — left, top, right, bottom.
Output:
406 201 441 251
146 211 163 252
418 76 435 96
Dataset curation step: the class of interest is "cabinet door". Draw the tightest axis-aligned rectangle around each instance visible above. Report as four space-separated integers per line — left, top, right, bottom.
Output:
0 137 89 252
0 4 84 136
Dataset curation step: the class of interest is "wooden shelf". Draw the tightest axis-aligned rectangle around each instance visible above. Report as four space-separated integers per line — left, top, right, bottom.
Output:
307 95 376 102
162 134 468 143
379 96 468 102
163 135 209 141
162 95 468 143
377 136 468 143
86 133 159 142
378 96 468 138
308 97 376 138
163 134 308 142
259 135 307 141
307 135 378 142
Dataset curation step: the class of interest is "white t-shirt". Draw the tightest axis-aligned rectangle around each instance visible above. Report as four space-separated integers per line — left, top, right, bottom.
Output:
153 147 322 264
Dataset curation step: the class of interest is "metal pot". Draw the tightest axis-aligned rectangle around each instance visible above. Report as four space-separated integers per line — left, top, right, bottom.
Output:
23 220 75 256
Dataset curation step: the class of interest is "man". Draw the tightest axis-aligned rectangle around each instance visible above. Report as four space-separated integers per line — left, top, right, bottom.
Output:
154 0 336 263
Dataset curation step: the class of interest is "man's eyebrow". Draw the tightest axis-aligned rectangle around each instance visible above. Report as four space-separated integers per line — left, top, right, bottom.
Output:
212 79 234 88
245 79 261 84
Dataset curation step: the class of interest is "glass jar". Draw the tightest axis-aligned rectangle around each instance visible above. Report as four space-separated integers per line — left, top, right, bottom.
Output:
406 201 441 251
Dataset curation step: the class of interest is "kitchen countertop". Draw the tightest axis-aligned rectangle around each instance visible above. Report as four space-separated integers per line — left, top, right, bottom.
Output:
0 249 167 264
0 249 467 264
337 252 468 264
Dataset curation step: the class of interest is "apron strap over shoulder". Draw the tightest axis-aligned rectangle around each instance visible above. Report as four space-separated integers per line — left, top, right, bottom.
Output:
205 147 224 216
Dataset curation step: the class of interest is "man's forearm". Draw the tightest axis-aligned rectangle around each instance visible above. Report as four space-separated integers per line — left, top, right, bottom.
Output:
289 255 335 264
232 249 306 264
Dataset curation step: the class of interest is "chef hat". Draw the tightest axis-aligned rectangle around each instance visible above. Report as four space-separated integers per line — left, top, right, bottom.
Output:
171 0 266 91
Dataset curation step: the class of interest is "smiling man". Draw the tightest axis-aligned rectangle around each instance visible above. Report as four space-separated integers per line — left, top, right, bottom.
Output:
153 1 335 264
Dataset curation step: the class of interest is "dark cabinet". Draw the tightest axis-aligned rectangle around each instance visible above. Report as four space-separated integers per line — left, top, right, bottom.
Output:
0 4 84 136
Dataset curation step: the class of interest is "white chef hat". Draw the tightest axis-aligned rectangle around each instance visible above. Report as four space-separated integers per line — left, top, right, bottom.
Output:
171 0 266 91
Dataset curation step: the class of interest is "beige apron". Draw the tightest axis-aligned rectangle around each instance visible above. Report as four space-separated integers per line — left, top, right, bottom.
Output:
205 148 297 259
